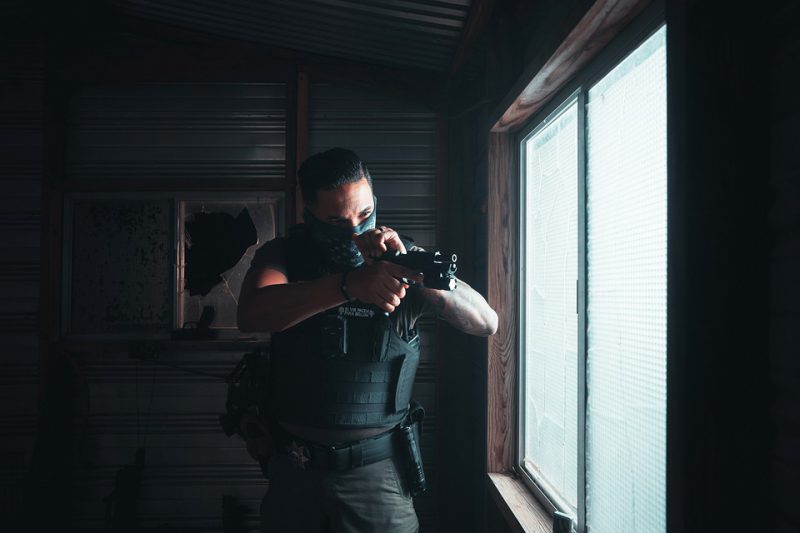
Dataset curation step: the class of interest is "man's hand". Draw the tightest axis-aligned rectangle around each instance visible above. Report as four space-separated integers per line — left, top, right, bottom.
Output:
352 226 406 261
347 262 423 313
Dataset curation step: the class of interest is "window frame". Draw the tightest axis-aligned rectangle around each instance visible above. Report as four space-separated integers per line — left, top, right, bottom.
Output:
512 10 668 532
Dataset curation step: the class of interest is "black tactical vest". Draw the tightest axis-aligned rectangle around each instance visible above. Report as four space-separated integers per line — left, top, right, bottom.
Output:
269 224 421 429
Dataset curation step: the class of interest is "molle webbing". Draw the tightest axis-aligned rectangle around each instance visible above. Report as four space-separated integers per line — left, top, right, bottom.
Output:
270 339 420 428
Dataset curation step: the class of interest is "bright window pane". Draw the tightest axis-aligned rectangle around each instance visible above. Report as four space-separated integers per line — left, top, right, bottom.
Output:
522 100 578 509
585 25 667 533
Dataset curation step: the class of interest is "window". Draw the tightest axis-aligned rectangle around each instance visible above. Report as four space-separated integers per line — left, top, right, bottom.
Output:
518 24 667 532
62 192 284 339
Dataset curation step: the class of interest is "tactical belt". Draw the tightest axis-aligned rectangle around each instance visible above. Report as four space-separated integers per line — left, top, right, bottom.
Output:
274 425 402 471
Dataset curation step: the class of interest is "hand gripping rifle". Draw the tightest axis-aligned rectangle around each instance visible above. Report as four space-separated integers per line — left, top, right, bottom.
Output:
379 249 458 291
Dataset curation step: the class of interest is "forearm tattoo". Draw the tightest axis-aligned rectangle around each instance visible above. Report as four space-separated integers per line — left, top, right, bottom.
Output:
409 244 495 335
425 279 493 335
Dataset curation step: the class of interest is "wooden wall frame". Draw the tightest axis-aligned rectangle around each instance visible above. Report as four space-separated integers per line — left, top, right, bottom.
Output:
489 0 653 133
487 130 518 475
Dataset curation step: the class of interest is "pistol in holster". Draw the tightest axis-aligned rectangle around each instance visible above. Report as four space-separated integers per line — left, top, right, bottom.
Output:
398 400 427 497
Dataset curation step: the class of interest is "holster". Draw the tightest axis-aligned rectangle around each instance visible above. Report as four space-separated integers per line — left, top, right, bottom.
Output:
398 400 426 497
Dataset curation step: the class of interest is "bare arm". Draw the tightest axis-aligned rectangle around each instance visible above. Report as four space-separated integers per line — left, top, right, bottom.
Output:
237 262 424 333
417 279 498 337
349 230 499 336
237 268 347 333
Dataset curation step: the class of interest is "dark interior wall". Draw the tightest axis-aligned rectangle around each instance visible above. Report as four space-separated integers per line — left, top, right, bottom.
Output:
667 2 774 531
665 2 798 532
0 21 44 533
768 2 800 531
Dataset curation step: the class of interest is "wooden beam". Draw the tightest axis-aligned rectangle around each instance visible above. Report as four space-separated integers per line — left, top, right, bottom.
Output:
294 70 309 223
448 0 494 76
487 131 518 473
60 178 287 193
492 0 652 132
40 3 70 404
284 67 298 228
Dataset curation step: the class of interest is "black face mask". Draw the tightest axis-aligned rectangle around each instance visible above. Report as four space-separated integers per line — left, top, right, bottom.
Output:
302 196 377 269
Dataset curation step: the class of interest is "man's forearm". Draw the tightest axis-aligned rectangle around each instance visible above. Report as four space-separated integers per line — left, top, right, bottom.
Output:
237 273 347 333
418 279 498 336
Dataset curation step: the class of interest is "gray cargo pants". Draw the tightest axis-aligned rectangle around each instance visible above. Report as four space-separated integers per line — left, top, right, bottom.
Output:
260 453 419 533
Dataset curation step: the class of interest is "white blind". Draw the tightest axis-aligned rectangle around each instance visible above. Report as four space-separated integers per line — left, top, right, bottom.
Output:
585 25 667 533
522 100 579 509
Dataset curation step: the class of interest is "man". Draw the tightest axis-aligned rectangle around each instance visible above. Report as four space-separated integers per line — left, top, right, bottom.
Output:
237 148 498 533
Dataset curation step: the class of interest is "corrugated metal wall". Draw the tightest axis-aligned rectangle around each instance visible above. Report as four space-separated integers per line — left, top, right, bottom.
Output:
65 83 287 532
0 39 43 528
309 83 440 532
67 84 286 181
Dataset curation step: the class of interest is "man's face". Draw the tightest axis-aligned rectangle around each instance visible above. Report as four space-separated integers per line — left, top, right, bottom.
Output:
307 177 374 229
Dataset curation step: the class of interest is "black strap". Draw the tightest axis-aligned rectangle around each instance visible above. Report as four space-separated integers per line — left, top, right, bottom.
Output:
275 426 401 471
307 430 400 471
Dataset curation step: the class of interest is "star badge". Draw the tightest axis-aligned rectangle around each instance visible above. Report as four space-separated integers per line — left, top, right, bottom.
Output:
287 440 310 470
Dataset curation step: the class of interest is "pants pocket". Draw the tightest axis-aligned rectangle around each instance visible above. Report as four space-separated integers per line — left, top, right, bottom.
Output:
386 456 413 499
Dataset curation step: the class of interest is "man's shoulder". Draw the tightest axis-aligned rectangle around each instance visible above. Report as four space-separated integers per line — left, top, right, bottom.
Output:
249 224 312 263
252 234 289 254
248 235 289 274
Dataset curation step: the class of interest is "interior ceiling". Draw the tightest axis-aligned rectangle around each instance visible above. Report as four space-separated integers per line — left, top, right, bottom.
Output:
110 0 474 73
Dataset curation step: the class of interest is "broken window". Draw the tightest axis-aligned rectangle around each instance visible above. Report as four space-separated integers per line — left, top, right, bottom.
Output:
64 193 283 339
178 196 283 337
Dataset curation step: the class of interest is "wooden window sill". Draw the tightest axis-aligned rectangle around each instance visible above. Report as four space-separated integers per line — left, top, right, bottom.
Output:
488 473 553 533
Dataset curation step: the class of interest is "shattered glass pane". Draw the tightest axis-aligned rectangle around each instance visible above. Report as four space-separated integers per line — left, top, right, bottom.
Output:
185 208 257 297
180 196 282 331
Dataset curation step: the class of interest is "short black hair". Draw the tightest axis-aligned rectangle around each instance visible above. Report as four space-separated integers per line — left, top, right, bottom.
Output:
297 148 372 206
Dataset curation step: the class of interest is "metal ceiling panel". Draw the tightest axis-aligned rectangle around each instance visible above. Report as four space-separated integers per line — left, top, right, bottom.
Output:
112 0 472 71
